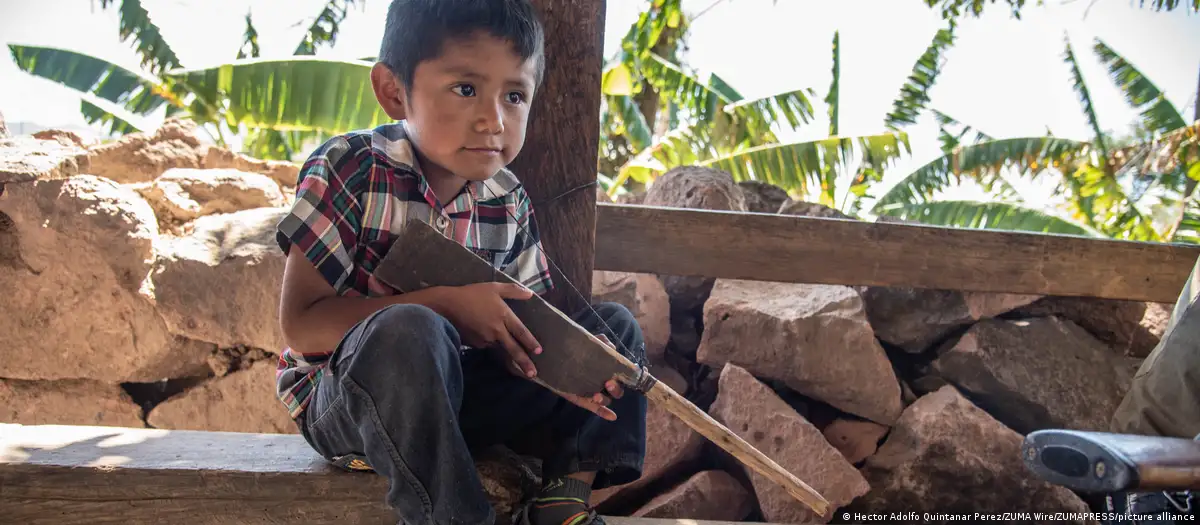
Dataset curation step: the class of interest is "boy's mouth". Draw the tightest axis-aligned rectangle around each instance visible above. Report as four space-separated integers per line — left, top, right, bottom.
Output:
464 146 502 155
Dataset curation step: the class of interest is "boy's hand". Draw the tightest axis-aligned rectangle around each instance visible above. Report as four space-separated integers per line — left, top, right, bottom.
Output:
498 333 625 422
440 282 542 378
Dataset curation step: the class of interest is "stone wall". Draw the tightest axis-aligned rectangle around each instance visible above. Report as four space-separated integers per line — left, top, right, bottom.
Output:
1 122 1168 522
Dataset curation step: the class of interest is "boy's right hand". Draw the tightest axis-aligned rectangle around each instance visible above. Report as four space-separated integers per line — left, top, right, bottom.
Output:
439 282 542 378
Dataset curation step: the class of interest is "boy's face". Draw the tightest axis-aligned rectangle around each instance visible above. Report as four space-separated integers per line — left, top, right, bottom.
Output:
372 31 539 183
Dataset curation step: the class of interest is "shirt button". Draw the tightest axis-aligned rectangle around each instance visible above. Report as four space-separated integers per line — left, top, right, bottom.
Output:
436 216 448 230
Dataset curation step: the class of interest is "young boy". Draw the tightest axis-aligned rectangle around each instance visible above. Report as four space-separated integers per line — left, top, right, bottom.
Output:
273 1 648 524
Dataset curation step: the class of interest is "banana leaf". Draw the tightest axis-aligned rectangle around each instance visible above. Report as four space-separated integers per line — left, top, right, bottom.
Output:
98 0 181 75
1063 35 1108 159
704 132 911 197
872 137 1086 210
875 199 1101 237
8 44 178 135
1093 38 1188 137
294 0 365 55
885 22 957 130
164 57 391 134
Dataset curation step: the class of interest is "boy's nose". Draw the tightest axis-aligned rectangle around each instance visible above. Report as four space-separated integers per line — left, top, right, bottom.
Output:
475 102 504 134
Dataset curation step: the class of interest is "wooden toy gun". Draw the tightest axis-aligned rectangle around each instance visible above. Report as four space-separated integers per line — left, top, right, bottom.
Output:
374 219 830 517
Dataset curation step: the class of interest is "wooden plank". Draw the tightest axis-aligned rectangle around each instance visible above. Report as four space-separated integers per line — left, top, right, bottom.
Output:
594 203 1200 304
509 0 606 314
0 423 394 524
0 424 800 525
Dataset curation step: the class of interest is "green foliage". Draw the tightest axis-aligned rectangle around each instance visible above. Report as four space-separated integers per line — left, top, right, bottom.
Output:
924 0 1041 20
11 0 373 159
8 44 174 134
827 32 840 137
933 109 993 153
872 137 1081 211
167 58 389 134
885 23 957 130
1063 36 1109 160
238 13 261 60
924 0 1197 20
98 0 181 74
1093 38 1188 137
877 199 1101 236
293 0 365 56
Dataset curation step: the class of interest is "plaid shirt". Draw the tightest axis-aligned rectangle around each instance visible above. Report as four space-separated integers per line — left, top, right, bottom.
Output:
273 122 555 419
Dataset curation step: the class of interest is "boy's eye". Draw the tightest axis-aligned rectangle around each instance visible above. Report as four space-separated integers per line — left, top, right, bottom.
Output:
506 91 526 104
453 84 476 97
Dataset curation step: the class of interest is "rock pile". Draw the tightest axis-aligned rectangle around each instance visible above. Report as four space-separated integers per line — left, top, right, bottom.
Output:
584 166 1162 522
0 122 1167 523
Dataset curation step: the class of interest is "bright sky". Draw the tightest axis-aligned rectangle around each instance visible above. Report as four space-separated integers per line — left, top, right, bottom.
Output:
1 0 1198 206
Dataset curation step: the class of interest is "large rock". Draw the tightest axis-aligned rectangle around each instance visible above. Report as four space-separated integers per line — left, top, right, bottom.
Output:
152 207 288 352
147 359 294 434
0 378 144 428
823 417 889 465
0 134 92 184
203 147 300 189
88 118 206 184
697 279 903 425
631 470 753 520
0 176 200 383
134 168 286 231
849 385 1095 522
709 364 869 523
930 316 1132 434
1010 296 1166 357
863 287 1040 353
591 395 707 510
1133 302 1172 357
592 270 670 361
737 180 788 214
777 199 855 218
643 166 746 315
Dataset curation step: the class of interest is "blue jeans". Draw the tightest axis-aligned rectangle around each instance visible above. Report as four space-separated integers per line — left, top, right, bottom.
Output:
297 301 648 525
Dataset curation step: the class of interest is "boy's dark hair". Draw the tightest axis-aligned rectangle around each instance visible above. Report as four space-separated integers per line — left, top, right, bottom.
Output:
379 0 546 92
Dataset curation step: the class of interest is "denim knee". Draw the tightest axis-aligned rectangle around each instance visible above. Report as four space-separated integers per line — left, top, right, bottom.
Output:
335 303 463 387
590 301 646 362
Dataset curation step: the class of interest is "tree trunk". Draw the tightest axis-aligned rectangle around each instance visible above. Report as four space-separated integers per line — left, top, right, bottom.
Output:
509 0 606 314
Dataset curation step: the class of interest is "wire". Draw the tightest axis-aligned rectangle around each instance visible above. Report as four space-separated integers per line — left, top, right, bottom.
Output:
478 181 650 378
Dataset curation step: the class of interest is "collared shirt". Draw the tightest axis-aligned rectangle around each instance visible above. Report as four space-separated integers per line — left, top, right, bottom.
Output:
273 122 555 419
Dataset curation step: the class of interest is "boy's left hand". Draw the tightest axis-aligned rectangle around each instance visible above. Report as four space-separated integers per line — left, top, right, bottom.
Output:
498 334 624 421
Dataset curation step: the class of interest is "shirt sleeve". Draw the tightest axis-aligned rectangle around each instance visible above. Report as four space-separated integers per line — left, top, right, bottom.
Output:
503 187 555 296
275 135 364 296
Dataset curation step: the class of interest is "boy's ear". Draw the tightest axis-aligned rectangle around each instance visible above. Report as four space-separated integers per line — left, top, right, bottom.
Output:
370 63 408 121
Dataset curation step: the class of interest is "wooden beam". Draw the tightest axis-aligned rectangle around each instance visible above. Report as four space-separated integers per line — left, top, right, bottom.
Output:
510 0 606 314
0 424 792 525
0 424 396 524
594 203 1200 304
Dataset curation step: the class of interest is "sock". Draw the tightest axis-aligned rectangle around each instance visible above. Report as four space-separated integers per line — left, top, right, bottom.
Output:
527 476 594 525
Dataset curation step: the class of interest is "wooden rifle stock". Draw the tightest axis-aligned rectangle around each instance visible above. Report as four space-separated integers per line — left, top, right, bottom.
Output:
374 219 830 517
1022 429 1200 493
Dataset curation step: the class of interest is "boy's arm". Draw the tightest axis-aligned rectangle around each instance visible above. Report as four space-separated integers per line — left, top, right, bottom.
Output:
275 135 454 356
279 248 454 356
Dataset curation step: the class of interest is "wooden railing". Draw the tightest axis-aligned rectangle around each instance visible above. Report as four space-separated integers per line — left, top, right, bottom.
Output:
593 203 1200 304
